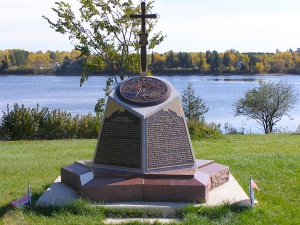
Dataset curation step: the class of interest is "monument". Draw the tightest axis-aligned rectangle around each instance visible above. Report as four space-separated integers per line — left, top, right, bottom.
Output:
60 1 229 203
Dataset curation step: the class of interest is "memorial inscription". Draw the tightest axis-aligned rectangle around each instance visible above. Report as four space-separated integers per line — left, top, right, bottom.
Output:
146 110 194 170
94 110 141 169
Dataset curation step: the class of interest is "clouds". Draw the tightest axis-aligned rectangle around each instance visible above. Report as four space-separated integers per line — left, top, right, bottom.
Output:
154 0 300 53
0 0 72 51
0 0 299 53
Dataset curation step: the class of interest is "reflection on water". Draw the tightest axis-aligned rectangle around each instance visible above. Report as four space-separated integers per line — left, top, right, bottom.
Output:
207 78 258 82
1 74 300 134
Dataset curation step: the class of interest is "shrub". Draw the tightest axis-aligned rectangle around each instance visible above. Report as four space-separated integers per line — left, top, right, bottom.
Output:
0 104 101 141
223 122 245 134
187 120 223 140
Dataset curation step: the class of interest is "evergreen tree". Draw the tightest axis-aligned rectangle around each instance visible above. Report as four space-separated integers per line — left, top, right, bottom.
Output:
210 50 222 72
249 55 257 70
181 82 209 121
151 51 155 70
50 51 57 62
184 52 193 69
199 52 205 72
177 52 185 68
223 52 232 67
165 50 175 69
206 50 212 64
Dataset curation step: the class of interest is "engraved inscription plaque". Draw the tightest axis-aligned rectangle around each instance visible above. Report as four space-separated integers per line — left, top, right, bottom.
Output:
146 110 194 170
94 109 141 169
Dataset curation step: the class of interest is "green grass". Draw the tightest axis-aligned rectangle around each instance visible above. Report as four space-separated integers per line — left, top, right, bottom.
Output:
0 135 299 224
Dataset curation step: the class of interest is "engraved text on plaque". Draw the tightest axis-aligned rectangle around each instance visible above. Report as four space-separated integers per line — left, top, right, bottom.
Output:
94 110 141 169
146 110 194 170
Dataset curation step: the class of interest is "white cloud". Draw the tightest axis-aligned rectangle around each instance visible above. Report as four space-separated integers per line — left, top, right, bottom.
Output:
1 0 300 53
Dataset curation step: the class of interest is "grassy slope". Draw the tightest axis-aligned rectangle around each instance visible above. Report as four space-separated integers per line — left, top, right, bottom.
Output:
0 135 299 224
0 140 97 224
193 134 300 224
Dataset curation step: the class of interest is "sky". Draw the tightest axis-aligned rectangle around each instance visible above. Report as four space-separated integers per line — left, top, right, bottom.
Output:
1 0 300 54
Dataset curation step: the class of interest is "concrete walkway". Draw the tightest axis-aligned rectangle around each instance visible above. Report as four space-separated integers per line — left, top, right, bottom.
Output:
36 176 79 206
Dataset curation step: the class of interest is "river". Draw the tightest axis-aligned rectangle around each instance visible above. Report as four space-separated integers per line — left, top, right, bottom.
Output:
1 74 300 134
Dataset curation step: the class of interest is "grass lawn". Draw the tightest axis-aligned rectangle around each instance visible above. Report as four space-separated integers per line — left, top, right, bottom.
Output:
0 135 299 224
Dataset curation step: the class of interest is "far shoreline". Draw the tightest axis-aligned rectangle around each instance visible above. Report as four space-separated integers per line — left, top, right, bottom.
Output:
1 72 298 77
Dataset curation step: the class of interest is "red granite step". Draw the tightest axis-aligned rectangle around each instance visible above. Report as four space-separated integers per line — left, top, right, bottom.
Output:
196 160 229 189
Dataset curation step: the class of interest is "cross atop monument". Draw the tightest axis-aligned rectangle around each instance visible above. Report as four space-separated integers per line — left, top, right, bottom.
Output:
130 1 157 76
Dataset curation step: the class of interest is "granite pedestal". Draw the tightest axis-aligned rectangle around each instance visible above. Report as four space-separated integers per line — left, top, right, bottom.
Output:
62 159 228 203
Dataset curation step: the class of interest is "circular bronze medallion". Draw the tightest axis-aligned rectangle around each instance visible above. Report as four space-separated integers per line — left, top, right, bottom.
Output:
117 77 171 106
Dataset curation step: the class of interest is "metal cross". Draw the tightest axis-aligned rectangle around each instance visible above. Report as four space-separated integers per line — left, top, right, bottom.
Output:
130 1 157 76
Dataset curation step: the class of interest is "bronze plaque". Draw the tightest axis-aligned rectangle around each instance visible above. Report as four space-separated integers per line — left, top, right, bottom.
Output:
146 110 194 170
116 77 171 106
94 109 141 169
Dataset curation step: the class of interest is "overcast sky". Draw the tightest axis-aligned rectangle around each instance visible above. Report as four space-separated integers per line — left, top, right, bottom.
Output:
1 0 299 53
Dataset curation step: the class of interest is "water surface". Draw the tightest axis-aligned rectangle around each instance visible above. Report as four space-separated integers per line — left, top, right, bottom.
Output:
1 74 299 133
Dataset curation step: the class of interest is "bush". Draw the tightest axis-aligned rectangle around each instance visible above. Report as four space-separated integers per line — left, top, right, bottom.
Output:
0 104 101 140
187 120 223 140
223 122 245 134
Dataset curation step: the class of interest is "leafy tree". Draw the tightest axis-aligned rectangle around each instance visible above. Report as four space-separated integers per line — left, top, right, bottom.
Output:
1 55 10 70
240 54 250 71
14 50 29 66
9 53 16 66
234 80 298 134
28 51 51 68
254 62 264 73
56 56 86 74
43 0 165 90
151 52 165 72
182 82 209 121
282 51 293 66
270 58 285 73
152 58 164 72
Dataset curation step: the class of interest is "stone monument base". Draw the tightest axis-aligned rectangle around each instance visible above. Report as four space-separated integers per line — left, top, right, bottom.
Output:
61 159 229 203
60 76 230 203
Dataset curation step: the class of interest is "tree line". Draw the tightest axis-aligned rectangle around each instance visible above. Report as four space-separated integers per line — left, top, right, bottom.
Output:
0 49 81 75
151 49 300 74
1 48 300 75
